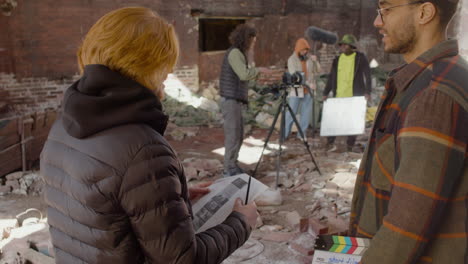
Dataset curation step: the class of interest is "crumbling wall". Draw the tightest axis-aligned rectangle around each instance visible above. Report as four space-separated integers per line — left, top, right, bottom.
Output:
0 73 77 116
0 0 389 114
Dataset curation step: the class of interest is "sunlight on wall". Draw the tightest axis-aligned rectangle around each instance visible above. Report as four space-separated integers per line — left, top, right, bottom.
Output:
163 74 219 112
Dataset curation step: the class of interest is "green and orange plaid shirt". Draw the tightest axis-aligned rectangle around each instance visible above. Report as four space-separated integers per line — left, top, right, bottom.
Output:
350 39 468 264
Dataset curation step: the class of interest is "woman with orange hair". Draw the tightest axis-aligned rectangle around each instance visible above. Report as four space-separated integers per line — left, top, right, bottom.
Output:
40 7 257 263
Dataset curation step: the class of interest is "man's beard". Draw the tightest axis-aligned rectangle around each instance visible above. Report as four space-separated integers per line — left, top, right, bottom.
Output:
385 19 417 54
299 54 308 61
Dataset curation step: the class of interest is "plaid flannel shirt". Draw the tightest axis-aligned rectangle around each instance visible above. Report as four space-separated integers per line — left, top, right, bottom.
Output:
349 40 468 264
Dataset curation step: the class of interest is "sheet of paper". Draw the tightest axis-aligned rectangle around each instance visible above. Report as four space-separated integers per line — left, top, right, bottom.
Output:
320 96 367 137
312 250 363 264
192 174 268 233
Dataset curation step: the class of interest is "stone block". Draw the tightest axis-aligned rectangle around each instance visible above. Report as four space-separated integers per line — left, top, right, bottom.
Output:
0 185 12 195
286 211 301 228
5 171 24 180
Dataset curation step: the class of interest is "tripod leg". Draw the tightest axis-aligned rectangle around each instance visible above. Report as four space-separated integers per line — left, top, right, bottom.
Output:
285 103 322 175
252 100 282 177
276 102 286 189
311 90 316 138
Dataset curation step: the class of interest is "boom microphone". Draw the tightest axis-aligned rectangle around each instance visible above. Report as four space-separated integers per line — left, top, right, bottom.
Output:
305 26 338 45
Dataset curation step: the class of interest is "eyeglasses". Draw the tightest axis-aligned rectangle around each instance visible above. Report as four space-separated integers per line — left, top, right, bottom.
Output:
376 1 426 23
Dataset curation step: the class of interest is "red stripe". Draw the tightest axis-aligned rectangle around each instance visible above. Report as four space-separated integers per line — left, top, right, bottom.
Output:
347 245 357 254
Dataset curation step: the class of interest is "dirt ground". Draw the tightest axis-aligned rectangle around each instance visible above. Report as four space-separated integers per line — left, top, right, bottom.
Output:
0 125 366 264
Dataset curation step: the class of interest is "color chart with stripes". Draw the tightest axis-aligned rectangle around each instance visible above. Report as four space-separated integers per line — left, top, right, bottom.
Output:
314 235 370 256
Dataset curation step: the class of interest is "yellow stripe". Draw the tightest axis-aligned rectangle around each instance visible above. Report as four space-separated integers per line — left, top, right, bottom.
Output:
420 256 432 263
374 152 394 184
393 181 449 201
338 236 346 245
335 244 346 253
383 221 428 242
436 232 468 238
399 130 465 153
356 226 374 238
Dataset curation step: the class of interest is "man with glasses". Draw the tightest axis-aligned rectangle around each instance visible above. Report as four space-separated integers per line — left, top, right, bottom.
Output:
349 0 467 263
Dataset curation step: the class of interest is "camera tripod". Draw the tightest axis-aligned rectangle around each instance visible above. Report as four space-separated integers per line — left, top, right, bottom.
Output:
253 86 322 188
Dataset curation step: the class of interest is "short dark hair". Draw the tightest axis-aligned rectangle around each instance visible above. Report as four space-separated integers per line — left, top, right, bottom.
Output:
229 24 257 53
422 0 459 26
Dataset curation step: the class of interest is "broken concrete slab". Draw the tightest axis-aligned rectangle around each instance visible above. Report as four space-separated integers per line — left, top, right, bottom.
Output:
255 188 283 206
329 172 357 189
326 216 349 236
285 211 301 229
259 225 284 232
184 166 198 181
0 185 12 195
289 232 317 256
309 218 329 235
5 171 24 181
5 180 20 190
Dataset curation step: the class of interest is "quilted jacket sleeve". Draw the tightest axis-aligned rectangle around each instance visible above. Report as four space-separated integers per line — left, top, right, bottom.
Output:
119 142 251 264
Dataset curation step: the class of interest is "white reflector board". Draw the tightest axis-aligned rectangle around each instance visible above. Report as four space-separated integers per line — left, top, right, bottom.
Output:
320 96 367 137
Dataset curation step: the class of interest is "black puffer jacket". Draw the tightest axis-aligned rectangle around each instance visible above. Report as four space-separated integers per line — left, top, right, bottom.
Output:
40 64 251 264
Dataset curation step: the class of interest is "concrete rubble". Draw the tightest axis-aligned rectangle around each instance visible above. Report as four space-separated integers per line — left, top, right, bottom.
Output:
182 158 223 181
0 124 368 264
0 171 42 197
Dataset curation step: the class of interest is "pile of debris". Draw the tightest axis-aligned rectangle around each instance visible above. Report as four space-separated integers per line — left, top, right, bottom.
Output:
0 171 42 197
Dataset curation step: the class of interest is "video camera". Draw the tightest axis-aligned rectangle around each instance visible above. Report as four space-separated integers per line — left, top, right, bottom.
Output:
260 71 305 98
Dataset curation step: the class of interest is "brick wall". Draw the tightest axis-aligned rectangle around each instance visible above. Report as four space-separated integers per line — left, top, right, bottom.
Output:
0 73 78 117
173 66 200 93
0 0 390 115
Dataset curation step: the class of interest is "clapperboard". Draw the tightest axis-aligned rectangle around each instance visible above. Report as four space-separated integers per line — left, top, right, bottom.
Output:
312 235 371 264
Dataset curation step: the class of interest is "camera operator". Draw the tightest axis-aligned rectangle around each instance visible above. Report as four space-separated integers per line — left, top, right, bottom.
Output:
219 24 271 177
284 38 322 140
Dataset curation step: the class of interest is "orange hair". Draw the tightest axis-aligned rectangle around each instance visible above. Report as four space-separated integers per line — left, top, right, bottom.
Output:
77 7 179 98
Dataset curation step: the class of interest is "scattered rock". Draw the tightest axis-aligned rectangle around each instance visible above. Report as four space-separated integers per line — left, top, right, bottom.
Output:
255 188 283 206
327 217 349 235
0 185 12 196
5 180 20 191
313 190 325 199
329 172 357 189
292 182 313 192
309 218 329 235
259 225 284 232
256 214 264 229
280 178 294 188
289 232 317 256
5 171 24 181
184 166 198 181
285 211 301 228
